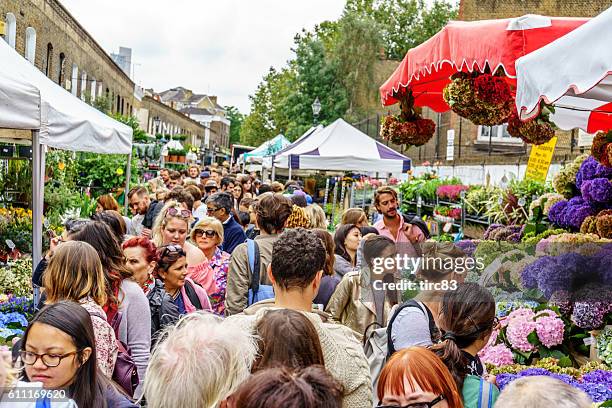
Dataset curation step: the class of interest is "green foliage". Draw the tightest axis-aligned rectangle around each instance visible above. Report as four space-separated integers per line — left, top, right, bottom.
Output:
225 106 245 145
75 150 139 193
345 0 458 60
114 115 149 142
92 95 112 114
0 257 33 297
398 173 461 204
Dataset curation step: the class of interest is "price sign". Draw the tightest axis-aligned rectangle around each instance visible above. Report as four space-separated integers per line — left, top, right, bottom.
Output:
525 137 558 182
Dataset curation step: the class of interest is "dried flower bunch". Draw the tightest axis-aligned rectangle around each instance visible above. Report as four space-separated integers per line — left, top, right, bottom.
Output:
442 70 514 126
507 103 556 145
380 90 436 147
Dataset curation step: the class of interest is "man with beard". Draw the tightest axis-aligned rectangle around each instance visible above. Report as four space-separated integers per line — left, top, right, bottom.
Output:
128 186 165 238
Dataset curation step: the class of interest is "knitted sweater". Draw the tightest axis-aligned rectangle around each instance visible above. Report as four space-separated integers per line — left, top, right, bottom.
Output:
226 302 373 408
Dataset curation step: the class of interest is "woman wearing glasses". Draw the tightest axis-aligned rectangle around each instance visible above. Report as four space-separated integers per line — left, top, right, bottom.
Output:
377 347 463 408
187 217 230 316
151 200 207 268
232 183 244 213
430 283 499 408
155 244 212 315
18 301 137 408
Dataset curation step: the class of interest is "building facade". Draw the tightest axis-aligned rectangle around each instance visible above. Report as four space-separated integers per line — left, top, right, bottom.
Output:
1 0 137 116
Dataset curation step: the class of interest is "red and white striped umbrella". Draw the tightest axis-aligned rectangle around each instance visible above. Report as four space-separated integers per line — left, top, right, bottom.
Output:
516 6 612 133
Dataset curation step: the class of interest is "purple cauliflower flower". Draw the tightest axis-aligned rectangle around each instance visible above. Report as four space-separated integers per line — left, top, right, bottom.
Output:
520 256 554 290
577 382 612 403
581 178 612 204
548 200 569 228
564 204 597 231
582 370 612 387
518 368 553 377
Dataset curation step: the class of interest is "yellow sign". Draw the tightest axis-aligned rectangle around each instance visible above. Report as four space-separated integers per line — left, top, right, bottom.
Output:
525 136 558 182
0 21 5 36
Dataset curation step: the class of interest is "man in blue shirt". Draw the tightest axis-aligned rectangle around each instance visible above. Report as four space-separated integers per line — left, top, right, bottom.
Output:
205 192 246 254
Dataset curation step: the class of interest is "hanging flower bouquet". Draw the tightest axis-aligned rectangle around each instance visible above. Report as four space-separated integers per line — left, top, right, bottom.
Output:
591 130 612 167
442 70 514 126
506 103 556 145
380 90 436 147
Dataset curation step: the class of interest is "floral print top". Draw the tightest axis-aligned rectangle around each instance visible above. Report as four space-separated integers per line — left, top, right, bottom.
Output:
186 247 230 316
79 298 118 378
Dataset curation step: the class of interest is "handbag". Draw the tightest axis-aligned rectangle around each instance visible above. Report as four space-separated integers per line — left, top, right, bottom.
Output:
109 312 140 398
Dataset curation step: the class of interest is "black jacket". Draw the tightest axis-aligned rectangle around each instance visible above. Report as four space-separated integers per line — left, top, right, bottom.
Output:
147 279 180 343
142 200 165 229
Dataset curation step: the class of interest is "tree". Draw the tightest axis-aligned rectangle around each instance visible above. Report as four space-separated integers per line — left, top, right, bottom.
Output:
225 106 245 145
344 0 457 60
332 12 384 119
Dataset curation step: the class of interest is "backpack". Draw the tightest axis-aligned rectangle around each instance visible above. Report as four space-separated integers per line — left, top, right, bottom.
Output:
246 239 274 305
363 299 438 403
183 279 203 310
462 375 499 408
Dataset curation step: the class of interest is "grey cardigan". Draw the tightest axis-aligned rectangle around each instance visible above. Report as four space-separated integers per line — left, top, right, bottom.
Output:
118 279 151 399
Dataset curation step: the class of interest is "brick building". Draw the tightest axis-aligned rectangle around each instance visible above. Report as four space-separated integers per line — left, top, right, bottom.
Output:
1 0 136 116
138 95 205 148
360 0 611 167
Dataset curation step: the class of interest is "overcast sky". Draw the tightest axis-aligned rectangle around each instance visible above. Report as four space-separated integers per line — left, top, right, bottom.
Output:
60 0 346 113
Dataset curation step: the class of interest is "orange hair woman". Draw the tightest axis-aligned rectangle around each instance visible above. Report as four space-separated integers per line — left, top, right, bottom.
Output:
377 347 464 408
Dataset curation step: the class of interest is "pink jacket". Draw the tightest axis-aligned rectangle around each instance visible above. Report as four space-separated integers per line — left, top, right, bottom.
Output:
180 277 213 314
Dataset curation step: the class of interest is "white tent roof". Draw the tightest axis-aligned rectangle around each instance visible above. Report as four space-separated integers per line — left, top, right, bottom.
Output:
515 6 612 132
274 118 411 173
0 38 132 153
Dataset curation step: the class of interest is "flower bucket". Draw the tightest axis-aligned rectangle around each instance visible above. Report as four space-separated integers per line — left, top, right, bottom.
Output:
177 155 186 163
169 155 177 163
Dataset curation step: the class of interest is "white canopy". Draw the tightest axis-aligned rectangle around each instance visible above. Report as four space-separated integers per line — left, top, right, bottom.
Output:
0 38 132 153
274 118 411 173
515 6 612 132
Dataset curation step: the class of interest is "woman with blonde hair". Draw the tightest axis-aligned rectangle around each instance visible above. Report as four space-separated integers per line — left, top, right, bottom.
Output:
151 200 206 267
377 347 464 408
304 204 328 229
188 216 230 315
43 241 117 378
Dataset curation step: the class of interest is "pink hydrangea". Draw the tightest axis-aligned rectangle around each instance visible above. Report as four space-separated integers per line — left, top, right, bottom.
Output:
507 308 536 322
479 343 515 366
506 318 537 352
535 315 565 348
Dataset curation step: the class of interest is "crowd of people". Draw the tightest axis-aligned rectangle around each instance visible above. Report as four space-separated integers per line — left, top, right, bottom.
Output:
0 163 598 408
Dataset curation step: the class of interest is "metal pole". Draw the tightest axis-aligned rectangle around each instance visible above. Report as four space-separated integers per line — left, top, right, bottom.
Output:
323 177 330 209
124 150 132 216
32 131 45 306
339 179 346 211
271 154 276 181
349 182 355 208
362 177 367 209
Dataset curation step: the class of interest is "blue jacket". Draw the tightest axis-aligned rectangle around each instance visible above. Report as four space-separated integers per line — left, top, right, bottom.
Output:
222 216 247 254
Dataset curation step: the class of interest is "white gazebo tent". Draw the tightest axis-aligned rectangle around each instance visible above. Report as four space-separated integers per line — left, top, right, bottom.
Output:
274 118 411 177
0 38 132 296
515 6 612 133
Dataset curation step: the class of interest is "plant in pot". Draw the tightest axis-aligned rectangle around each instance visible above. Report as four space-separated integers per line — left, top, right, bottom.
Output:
176 148 187 163
168 148 180 163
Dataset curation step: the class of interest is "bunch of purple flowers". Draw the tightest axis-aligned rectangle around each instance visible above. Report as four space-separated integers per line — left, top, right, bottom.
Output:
496 369 612 403
575 156 612 190
548 197 597 230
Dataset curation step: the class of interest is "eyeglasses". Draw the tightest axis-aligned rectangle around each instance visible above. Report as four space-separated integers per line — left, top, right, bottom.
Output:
194 229 217 238
377 394 445 408
166 207 191 218
207 206 222 213
20 350 80 368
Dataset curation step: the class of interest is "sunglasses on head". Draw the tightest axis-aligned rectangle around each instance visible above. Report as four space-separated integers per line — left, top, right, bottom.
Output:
194 229 217 238
159 244 186 258
166 207 191 218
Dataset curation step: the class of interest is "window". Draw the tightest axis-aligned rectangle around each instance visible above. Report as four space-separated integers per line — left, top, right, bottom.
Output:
45 43 53 77
4 13 16 48
24 27 36 64
477 124 522 144
71 64 78 96
80 71 87 100
58 53 66 86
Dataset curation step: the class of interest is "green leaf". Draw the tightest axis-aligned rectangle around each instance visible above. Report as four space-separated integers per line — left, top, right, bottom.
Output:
598 400 612 407
558 356 572 367
527 331 539 346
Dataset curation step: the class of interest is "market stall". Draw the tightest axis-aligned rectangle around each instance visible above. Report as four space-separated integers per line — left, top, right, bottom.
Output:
239 133 290 172
0 38 132 285
515 6 612 133
274 118 411 175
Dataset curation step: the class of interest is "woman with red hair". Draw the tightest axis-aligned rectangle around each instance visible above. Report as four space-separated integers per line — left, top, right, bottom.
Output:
377 347 463 408
122 237 180 343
